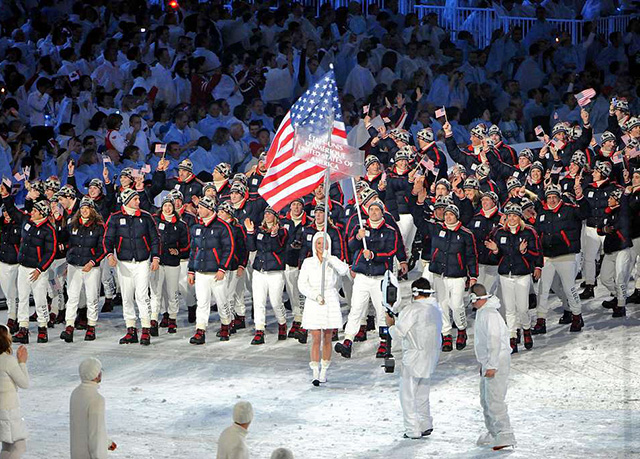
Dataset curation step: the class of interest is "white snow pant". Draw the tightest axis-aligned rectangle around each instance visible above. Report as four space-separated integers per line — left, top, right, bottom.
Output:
421 261 433 283
344 274 385 340
480 359 515 446
537 257 581 318
433 275 467 335
583 226 604 285
117 260 151 328
100 258 117 299
400 365 432 438
65 264 101 326
499 274 531 337
633 238 640 290
225 270 247 317
478 264 499 295
0 262 18 320
601 248 633 304
1 439 26 459
284 265 304 322
150 264 181 321
397 213 417 259
252 270 286 331
17 265 49 327
194 271 228 329
179 259 196 308
47 258 66 314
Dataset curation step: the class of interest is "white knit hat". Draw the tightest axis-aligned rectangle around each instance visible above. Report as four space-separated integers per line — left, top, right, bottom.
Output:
270 448 294 459
79 357 102 382
233 401 254 424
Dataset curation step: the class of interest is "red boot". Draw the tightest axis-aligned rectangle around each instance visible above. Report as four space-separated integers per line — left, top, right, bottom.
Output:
278 323 287 340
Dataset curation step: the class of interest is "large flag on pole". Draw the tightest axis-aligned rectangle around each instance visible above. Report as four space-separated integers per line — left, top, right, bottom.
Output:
258 70 349 211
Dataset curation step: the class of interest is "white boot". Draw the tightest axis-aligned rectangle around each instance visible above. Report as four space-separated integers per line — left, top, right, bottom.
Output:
319 359 331 383
309 361 320 386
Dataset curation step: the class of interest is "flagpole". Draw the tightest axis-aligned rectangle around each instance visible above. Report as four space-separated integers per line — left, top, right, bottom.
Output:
320 107 334 302
350 177 367 251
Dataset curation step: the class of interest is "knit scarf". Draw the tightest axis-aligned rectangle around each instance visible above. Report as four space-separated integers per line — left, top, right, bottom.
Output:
123 205 136 215
290 212 303 225
480 206 497 218
445 222 458 231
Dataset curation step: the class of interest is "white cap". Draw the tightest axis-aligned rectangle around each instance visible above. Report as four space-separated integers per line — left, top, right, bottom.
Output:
79 357 102 382
270 448 294 459
233 401 254 424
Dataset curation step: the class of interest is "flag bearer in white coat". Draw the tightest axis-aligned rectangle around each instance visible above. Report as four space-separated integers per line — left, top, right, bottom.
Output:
386 277 442 439
470 284 516 451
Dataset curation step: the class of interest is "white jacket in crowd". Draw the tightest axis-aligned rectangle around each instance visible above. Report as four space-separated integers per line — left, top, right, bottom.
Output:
216 424 250 459
474 295 511 375
0 353 29 444
69 381 111 459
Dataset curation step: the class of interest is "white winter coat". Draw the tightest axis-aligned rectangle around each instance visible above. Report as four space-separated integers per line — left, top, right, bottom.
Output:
216 423 250 459
474 296 511 374
70 382 111 459
0 353 29 443
390 297 443 378
298 233 350 330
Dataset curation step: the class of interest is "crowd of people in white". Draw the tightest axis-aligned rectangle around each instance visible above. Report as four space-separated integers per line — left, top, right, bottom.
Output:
0 0 638 456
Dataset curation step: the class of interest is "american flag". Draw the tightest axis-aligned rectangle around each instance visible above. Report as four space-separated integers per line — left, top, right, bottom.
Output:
258 70 347 211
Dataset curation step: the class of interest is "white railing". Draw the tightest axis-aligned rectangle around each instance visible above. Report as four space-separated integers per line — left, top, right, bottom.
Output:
414 4 635 47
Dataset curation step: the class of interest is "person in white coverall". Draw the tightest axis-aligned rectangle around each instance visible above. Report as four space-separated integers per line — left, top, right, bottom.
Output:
386 277 442 439
70 358 116 459
217 401 253 459
470 284 516 450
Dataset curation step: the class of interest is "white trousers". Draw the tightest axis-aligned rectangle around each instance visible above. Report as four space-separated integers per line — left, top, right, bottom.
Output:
480 359 515 446
179 259 196 308
252 270 286 330
344 274 385 340
478 264 500 295
400 365 432 438
583 226 604 285
421 261 433 283
397 213 417 259
499 275 531 337
225 270 247 317
150 265 181 320
601 248 633 304
65 264 101 326
537 258 581 317
116 260 151 328
0 262 19 320
194 271 228 329
17 265 49 327
100 257 117 299
433 276 466 335
284 265 304 322
633 238 640 290
47 258 66 314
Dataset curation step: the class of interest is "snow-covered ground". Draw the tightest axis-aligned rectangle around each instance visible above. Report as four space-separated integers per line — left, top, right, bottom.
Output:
2 278 639 459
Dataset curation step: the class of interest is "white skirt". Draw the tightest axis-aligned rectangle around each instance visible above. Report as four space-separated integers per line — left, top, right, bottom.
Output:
0 407 28 443
301 291 343 330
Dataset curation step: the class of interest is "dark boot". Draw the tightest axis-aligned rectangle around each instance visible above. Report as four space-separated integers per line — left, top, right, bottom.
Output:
60 325 74 343
278 323 288 340
190 329 206 345
12 327 29 344
331 329 339 342
569 314 584 332
37 326 48 343
219 324 230 341
167 318 177 334
523 329 533 350
233 315 246 329
531 318 546 335
334 339 352 358
288 321 301 338
75 308 88 330
612 306 626 318
510 337 518 354
119 327 138 344
48 312 57 328
187 306 197 324
101 297 114 313
55 309 66 324
29 311 37 322
159 312 170 328
6 319 18 334
297 328 308 344
366 315 376 331
84 325 96 341
250 330 264 345
354 325 367 342
139 328 151 345
558 310 573 324
149 320 159 337
455 329 467 350
579 285 595 299
602 298 617 309
627 288 640 304
376 341 388 358
442 335 453 352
